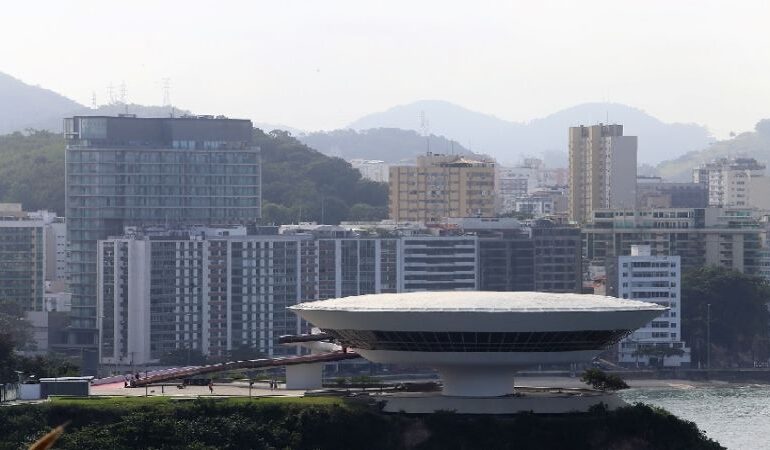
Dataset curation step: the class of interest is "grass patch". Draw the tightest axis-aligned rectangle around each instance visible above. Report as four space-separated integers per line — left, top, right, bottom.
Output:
51 395 346 408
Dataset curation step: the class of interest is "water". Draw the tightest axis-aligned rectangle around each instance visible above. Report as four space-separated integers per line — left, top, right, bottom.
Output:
619 385 770 449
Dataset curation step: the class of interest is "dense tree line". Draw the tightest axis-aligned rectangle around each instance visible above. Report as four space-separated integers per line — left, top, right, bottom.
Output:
0 399 722 449
681 266 770 368
0 129 388 223
0 130 65 213
257 129 388 224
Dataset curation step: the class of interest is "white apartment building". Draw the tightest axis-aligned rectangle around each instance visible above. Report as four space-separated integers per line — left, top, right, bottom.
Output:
693 157 767 208
350 159 389 183
617 245 691 367
97 228 480 366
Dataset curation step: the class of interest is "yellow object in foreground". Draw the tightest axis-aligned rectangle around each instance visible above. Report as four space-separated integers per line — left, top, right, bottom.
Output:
29 422 68 450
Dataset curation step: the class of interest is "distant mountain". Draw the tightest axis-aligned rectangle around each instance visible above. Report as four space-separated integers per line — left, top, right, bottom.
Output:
0 71 193 133
0 72 82 134
348 100 715 166
657 119 770 181
298 128 477 164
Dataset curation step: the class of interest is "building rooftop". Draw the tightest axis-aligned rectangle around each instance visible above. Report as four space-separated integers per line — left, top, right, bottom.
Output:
290 291 666 313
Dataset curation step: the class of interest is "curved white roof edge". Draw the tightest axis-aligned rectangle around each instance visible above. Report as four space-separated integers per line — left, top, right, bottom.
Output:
290 291 667 313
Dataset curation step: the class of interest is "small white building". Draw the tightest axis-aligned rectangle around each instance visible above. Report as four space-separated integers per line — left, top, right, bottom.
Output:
349 159 389 183
617 245 691 367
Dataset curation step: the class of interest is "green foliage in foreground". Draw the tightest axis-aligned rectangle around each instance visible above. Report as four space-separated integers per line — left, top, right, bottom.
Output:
580 368 629 391
0 397 723 449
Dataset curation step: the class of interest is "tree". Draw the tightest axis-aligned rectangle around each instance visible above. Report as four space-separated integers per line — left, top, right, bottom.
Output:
682 266 770 368
580 368 629 391
255 128 388 225
755 119 770 137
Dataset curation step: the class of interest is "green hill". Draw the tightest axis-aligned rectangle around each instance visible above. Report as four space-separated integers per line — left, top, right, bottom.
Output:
657 119 770 181
0 129 387 223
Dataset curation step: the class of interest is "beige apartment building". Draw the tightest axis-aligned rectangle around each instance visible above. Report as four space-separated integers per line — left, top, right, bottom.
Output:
389 154 495 222
568 124 637 223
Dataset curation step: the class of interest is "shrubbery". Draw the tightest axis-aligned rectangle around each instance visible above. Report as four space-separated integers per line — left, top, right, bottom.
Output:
0 397 723 449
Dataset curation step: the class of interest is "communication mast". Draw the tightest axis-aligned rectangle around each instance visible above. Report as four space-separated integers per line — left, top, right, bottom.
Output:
107 83 115 104
162 77 172 107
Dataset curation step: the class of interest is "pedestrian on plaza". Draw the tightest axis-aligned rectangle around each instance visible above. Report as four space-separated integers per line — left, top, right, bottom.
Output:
208 380 214 394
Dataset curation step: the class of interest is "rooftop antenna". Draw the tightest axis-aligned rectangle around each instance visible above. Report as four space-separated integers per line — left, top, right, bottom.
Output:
119 81 128 113
107 83 115 104
91 91 97 109
162 77 172 108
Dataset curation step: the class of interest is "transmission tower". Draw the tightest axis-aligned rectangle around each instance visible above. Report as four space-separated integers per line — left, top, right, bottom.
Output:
162 78 172 107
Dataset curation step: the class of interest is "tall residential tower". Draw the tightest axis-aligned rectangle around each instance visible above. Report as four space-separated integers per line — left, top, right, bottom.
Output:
63 115 260 355
568 124 637 223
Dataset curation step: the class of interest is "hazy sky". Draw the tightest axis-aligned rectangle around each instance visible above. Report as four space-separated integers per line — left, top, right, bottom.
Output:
2 0 768 137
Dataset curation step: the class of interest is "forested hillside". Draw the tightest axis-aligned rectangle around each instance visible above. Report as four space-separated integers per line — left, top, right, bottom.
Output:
657 119 770 181
0 130 65 213
0 129 388 223
257 129 388 224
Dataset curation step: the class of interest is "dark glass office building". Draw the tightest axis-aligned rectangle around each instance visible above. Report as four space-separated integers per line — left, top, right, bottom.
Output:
63 115 260 349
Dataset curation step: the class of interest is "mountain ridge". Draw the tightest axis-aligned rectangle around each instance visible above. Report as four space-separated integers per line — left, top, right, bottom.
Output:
348 99 715 166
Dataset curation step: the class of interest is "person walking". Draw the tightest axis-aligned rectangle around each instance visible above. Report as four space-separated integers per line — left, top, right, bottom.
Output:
208 380 214 394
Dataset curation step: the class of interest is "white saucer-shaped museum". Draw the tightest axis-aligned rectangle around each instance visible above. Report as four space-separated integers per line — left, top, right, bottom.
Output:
290 292 665 397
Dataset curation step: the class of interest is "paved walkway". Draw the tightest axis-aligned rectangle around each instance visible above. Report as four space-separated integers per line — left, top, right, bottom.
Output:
91 380 306 398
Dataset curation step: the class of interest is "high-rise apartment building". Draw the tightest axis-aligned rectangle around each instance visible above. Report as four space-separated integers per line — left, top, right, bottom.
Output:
0 204 47 313
399 236 478 291
0 204 68 352
64 115 260 352
617 245 690 367
636 177 708 209
693 157 767 208
97 227 479 365
389 154 495 222
446 217 582 293
568 124 637 223
583 207 764 295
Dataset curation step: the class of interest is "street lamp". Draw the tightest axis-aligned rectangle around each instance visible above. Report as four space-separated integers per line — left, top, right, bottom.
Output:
706 303 711 370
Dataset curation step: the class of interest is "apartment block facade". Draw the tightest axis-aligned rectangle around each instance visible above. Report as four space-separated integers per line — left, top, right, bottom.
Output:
617 245 691 367
569 124 637 223
583 207 764 295
97 228 479 365
448 217 582 293
64 115 260 351
693 157 767 208
0 206 46 313
389 154 495 222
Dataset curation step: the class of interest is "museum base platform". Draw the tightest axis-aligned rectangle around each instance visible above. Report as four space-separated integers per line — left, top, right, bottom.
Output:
376 387 625 414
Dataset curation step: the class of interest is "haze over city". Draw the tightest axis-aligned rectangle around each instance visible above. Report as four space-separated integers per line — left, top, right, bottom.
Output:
3 2 770 449
3 0 769 137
